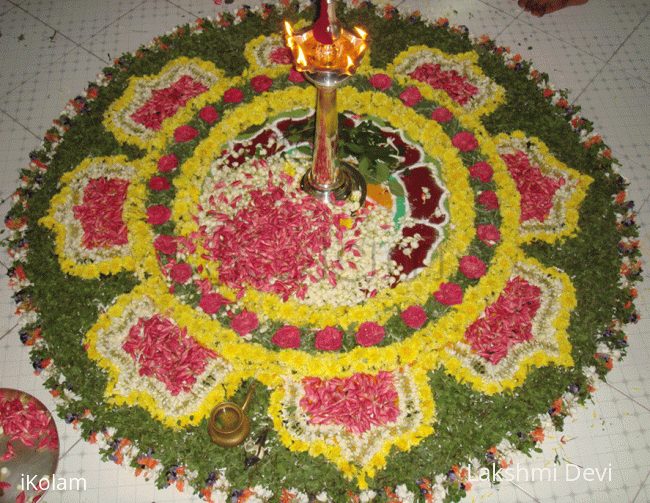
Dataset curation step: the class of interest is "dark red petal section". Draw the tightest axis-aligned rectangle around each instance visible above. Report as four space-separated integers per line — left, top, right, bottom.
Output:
390 222 438 280
399 166 446 225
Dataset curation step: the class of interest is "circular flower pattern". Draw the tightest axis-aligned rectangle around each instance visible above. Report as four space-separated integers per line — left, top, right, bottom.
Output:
271 325 302 348
157 154 178 172
431 106 453 123
355 322 386 347
369 73 393 91
224 87 244 103
173 124 199 142
251 74 274 92
199 105 219 123
314 326 343 351
169 262 192 283
146 205 171 225
399 86 423 106
6 5 639 503
451 131 479 151
400 305 427 328
459 255 486 279
198 292 230 315
231 310 259 336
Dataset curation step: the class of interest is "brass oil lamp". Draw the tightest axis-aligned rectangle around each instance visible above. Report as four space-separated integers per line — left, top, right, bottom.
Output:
285 0 368 205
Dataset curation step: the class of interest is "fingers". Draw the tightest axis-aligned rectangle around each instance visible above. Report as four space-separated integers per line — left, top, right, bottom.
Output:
518 0 544 15
518 0 578 17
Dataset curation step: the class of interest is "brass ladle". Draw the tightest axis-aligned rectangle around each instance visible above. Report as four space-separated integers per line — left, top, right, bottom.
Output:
208 381 257 447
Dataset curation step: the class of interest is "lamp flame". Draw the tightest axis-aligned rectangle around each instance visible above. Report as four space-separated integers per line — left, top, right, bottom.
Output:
297 46 307 67
283 14 367 76
285 22 294 49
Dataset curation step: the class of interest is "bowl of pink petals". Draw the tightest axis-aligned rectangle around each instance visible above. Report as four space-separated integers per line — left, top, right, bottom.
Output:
0 389 59 503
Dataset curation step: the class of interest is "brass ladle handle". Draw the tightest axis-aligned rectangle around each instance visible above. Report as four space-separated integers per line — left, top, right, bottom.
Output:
239 381 257 413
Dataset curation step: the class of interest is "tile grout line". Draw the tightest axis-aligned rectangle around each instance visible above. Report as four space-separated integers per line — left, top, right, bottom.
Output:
631 467 650 502
0 322 20 341
58 437 83 461
0 109 42 143
496 6 650 105
393 0 524 52
1 0 148 104
508 481 542 502
479 0 526 21
572 9 650 104
1 3 87 86
164 0 225 23
76 0 151 63
604 382 650 414
505 11 610 66
601 8 650 85
0 0 22 17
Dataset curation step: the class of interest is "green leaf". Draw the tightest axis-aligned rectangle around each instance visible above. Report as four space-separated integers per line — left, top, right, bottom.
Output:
357 157 372 175
388 179 405 198
344 142 364 154
374 161 390 182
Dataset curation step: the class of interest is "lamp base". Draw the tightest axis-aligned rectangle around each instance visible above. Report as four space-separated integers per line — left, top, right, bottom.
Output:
300 161 367 208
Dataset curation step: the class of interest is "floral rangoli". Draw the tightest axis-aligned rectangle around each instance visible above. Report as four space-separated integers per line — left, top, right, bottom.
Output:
4 3 640 503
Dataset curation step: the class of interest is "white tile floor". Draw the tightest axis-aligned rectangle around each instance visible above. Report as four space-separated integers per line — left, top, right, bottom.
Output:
0 0 649 501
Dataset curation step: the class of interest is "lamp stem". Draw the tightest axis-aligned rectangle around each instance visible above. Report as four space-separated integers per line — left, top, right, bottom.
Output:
311 86 340 190
300 73 366 206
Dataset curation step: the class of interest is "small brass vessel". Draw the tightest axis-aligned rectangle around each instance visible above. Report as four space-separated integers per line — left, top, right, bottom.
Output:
208 382 257 447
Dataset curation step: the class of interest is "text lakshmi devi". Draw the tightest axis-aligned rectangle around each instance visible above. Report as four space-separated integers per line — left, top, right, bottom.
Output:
20 474 87 492
467 463 613 483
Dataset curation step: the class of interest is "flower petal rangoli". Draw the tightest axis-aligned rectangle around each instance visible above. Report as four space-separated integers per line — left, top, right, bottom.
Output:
85 286 233 428
39 156 151 278
389 46 505 116
130 75 209 130
73 177 130 249
441 258 575 394
495 132 593 243
245 34 295 73
270 367 435 486
104 57 223 150
11 10 639 499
